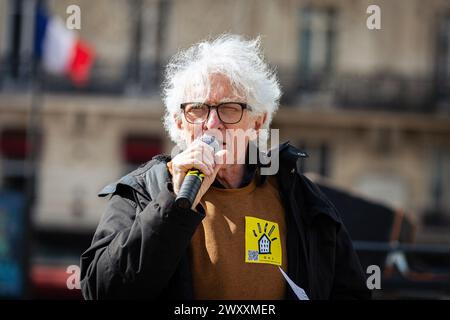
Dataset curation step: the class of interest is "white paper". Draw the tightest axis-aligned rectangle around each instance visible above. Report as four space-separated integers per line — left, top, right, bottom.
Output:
278 267 310 300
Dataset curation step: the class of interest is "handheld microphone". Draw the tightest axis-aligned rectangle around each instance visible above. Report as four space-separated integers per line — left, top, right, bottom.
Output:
175 135 220 209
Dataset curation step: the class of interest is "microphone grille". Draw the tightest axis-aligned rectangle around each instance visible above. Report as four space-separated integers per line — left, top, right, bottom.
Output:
201 134 220 153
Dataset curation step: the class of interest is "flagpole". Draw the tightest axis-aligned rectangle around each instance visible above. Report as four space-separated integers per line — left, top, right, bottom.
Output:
24 0 44 299
24 38 42 301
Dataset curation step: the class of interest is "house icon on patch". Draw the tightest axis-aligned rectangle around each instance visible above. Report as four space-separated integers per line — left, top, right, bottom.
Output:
258 234 271 254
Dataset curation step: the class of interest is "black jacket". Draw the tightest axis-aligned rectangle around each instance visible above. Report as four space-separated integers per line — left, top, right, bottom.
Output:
80 142 371 300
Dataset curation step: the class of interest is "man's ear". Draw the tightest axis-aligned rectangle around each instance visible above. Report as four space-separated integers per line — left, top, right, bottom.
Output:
174 113 183 130
254 112 268 130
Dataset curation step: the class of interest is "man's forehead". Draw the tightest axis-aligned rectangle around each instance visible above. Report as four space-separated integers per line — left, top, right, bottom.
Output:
184 82 245 103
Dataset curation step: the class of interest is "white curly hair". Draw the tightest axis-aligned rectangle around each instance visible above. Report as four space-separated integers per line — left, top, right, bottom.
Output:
161 34 282 149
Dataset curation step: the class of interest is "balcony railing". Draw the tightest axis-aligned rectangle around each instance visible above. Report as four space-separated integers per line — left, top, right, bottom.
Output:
280 71 450 113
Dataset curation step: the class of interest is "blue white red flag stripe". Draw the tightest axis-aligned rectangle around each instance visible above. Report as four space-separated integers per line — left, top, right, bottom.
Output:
34 3 94 86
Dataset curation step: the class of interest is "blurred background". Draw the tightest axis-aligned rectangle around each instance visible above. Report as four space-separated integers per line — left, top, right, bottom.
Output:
0 0 450 299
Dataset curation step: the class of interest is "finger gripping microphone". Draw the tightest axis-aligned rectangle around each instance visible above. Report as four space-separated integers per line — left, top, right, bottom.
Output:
175 135 220 210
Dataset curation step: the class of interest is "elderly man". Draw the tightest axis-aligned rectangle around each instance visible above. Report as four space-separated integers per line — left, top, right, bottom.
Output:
80 34 370 300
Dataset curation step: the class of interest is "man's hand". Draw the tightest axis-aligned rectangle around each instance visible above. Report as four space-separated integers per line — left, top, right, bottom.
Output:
170 139 228 209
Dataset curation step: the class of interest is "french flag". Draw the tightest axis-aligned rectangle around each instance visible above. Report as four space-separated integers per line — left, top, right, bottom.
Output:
34 3 95 86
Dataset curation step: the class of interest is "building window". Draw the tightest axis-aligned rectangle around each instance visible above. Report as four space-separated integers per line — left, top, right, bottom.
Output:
0 129 30 193
2 0 35 83
435 11 450 104
298 6 337 87
122 135 163 173
423 148 450 226
298 141 330 177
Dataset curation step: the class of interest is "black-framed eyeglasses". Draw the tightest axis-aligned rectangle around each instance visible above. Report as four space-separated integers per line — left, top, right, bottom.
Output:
180 102 250 124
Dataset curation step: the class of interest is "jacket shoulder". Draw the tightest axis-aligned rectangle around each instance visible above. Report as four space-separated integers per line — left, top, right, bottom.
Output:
98 154 171 198
271 141 309 168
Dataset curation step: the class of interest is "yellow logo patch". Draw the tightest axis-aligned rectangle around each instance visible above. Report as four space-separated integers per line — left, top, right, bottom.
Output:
245 216 282 266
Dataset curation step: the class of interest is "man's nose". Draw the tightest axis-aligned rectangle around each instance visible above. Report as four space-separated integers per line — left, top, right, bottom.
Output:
204 107 223 129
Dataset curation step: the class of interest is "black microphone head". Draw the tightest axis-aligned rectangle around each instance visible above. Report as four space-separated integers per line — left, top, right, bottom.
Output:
175 134 220 210
200 134 220 153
